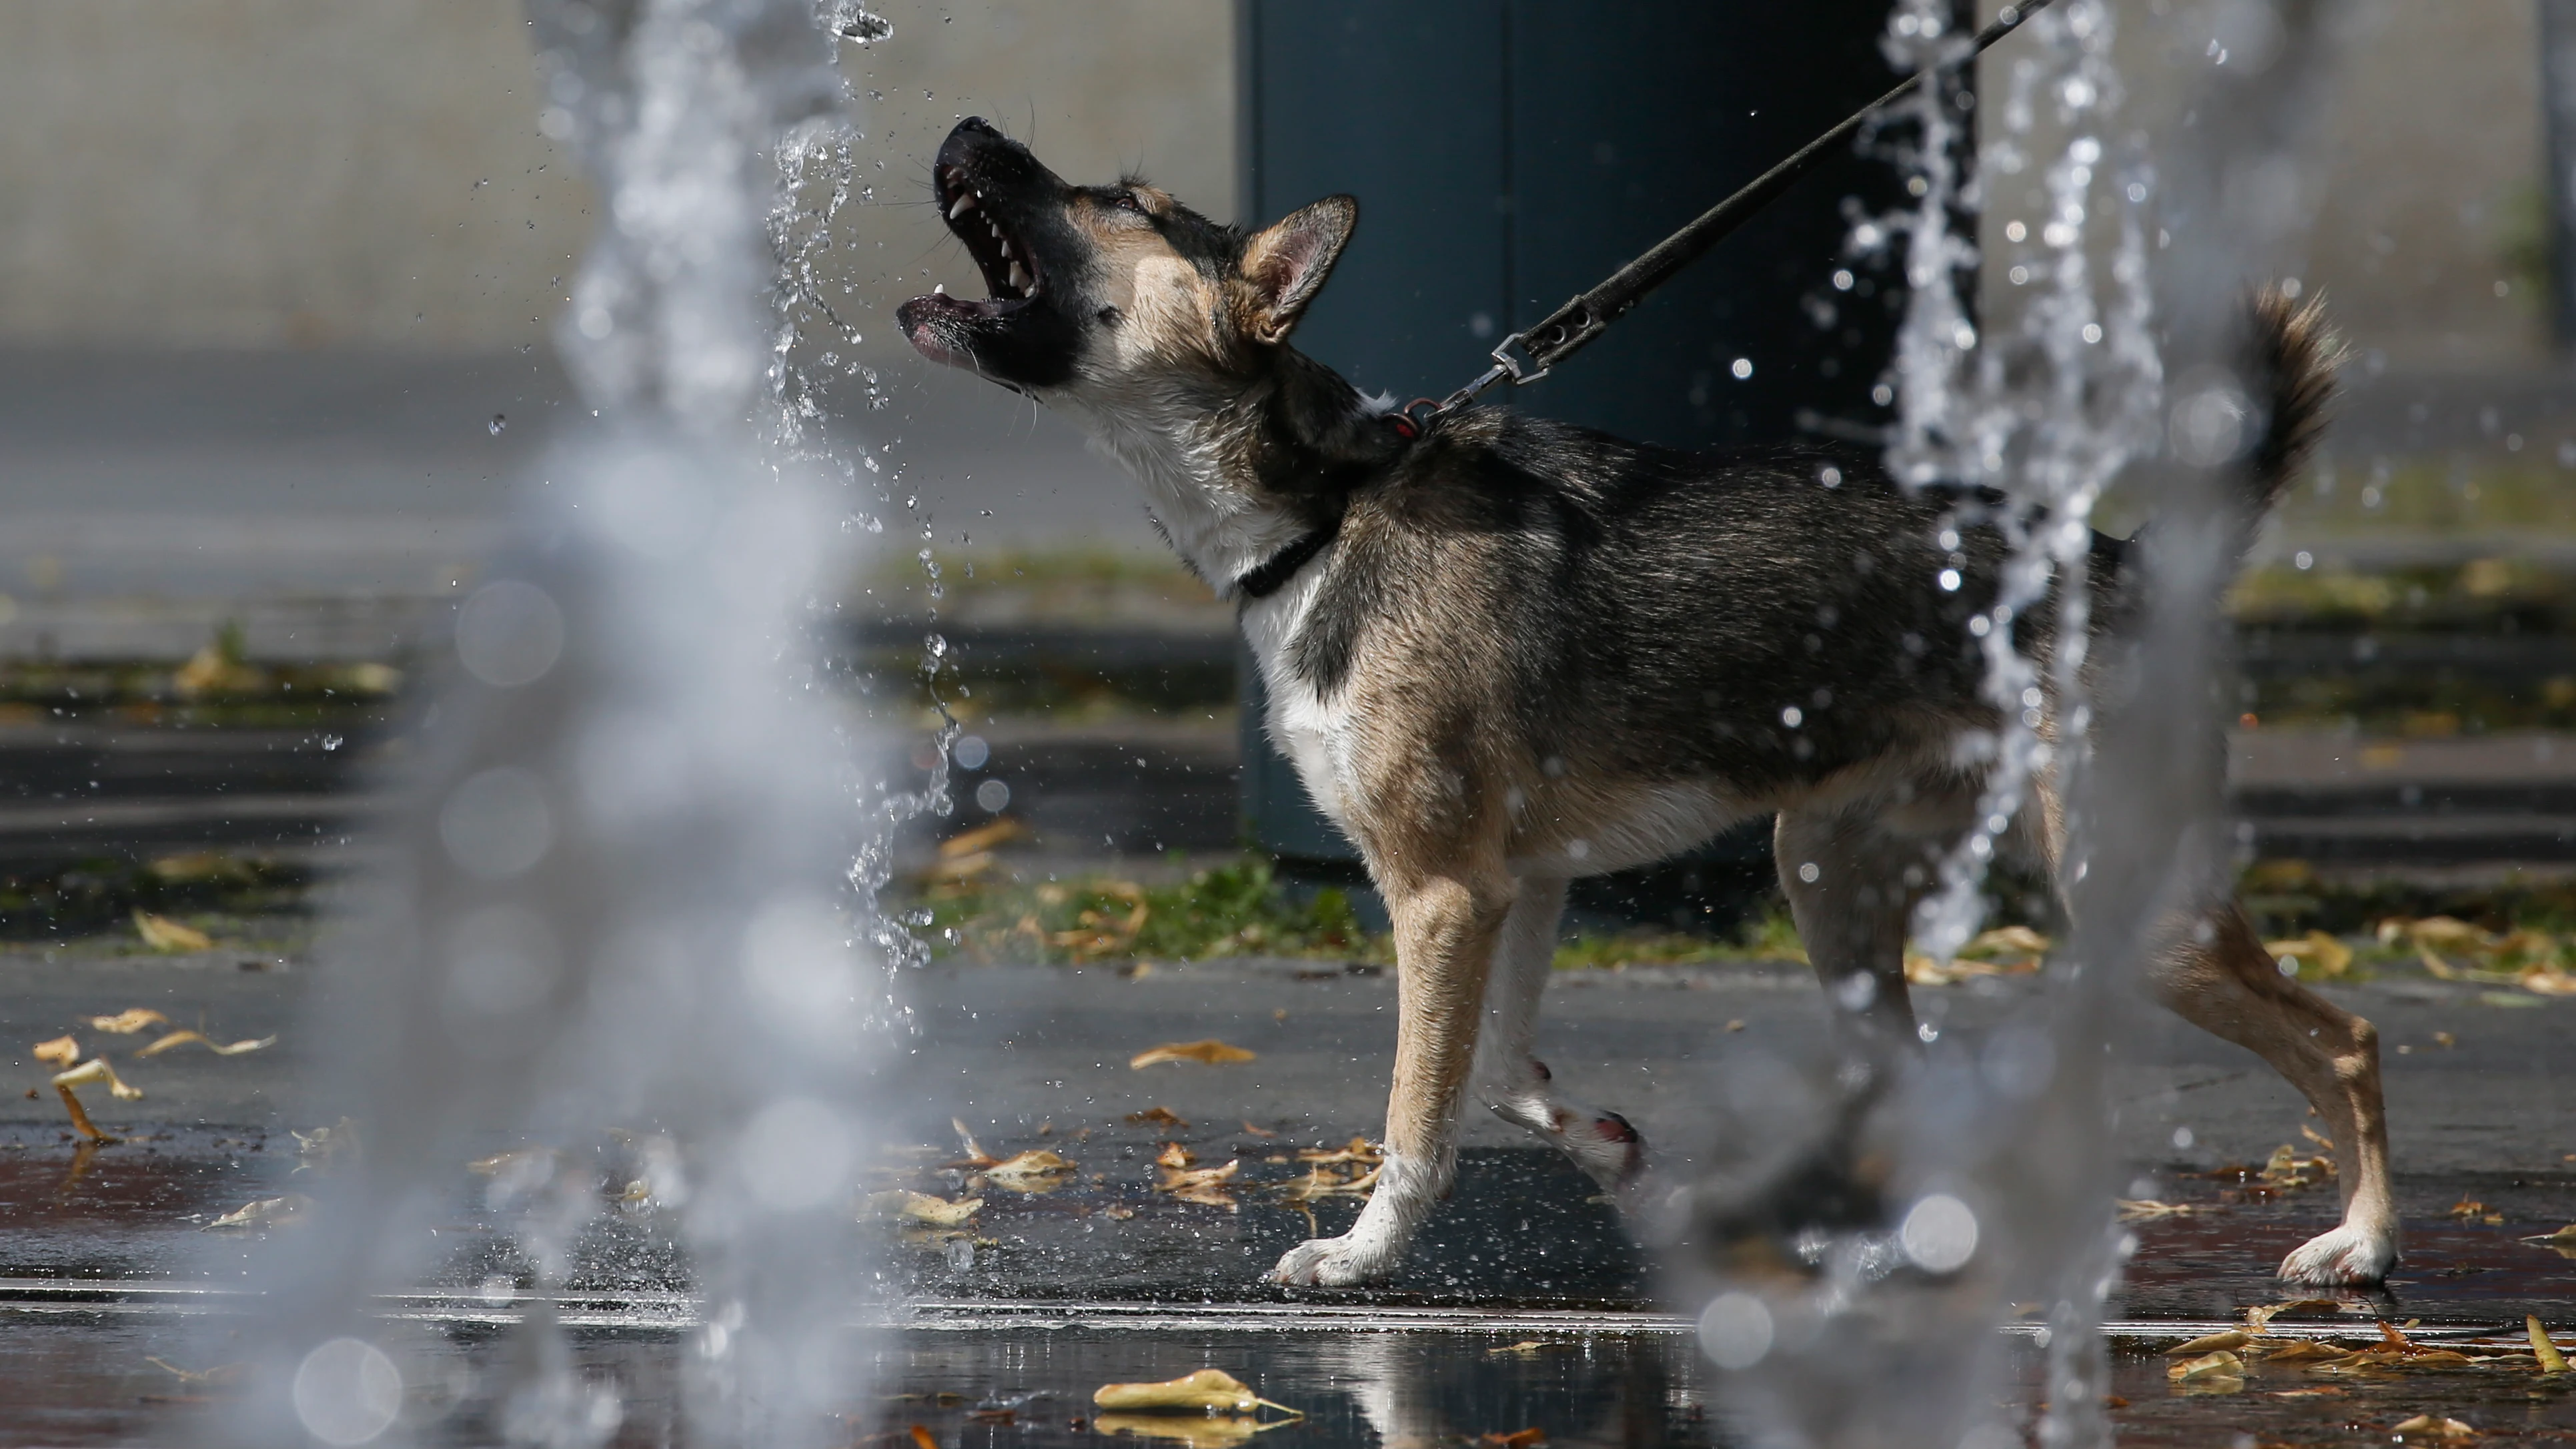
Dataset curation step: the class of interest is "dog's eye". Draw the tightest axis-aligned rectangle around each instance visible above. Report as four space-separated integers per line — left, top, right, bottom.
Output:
1111 190 1146 213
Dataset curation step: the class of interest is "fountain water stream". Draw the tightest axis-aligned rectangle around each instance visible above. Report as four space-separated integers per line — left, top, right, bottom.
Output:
220 3 890 1445
1679 4 2353 1447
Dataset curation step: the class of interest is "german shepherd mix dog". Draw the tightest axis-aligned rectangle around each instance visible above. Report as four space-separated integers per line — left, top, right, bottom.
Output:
898 117 2395 1289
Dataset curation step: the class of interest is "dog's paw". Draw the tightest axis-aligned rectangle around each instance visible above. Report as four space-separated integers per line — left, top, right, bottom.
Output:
1561 1109 1647 1193
2277 1222 2397 1286
1271 1233 1390 1288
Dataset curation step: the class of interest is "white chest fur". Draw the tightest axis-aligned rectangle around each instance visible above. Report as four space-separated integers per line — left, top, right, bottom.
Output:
1239 567 1356 829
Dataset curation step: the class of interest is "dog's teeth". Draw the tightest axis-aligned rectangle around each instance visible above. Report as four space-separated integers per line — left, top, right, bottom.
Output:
932 282 946 295
948 193 975 219
997 238 1013 260
1008 261 1031 291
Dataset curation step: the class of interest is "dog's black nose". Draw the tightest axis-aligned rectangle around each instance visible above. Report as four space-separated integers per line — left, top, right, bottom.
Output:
953 116 1001 139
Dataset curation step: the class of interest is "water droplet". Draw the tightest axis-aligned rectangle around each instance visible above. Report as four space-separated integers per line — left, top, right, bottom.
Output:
1900 1193 1979 1272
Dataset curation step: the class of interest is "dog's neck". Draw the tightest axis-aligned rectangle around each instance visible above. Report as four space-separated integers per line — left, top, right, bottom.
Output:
1057 349 1400 593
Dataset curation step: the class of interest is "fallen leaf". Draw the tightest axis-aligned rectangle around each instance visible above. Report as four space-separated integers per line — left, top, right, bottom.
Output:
32 1035 79 1068
2165 1330 2252 1356
206 1193 312 1230
1103 1205 1135 1221
2169 1350 2246 1382
1093 1368 1296 1417
1157 1141 1197 1169
1725 1019 1746 1032
980 1149 1076 1191
1481 1431 1547 1448
948 1117 999 1168
938 817 1026 859
145 1357 245 1386
1089 1414 1285 1447
1131 1039 1257 1068
139 1030 275 1057
1275 1162 1379 1204
2388 1414 2476 1439
2531 1316 2569 1374
1486 1341 1560 1358
2116 1199 2199 1220
910 1425 939 1449
1297 1136 1383 1166
54 1056 141 1101
1240 1120 1275 1137
468 1147 554 1177
86 1009 168 1035
2520 964 2576 997
132 911 213 953
866 1191 982 1227
293 1119 359 1170
2246 1299 2341 1330
2263 929 2353 979
1125 1106 1189 1129
1156 1159 1242 1209
2264 1341 2356 1364
2448 1197 2489 1219
2433 1031 2457 1048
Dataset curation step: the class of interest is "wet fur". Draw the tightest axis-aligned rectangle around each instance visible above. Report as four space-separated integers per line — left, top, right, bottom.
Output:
898 119 2393 1290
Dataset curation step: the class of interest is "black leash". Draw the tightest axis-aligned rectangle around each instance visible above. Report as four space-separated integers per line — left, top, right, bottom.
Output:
1407 0 2057 428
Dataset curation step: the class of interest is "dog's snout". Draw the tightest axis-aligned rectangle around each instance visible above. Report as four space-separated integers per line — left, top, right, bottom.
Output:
952 115 1002 140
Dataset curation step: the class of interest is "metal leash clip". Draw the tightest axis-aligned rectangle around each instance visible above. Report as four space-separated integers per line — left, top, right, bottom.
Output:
1410 329 1561 429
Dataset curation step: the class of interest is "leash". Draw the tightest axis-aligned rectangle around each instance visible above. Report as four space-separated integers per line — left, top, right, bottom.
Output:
1403 0 2058 431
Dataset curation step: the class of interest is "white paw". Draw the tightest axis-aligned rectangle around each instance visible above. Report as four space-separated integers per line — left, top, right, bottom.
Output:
1561 1109 1646 1193
1271 1232 1390 1287
2277 1221 2397 1286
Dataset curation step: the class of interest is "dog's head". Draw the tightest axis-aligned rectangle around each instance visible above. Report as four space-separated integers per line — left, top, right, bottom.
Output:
897 117 1355 406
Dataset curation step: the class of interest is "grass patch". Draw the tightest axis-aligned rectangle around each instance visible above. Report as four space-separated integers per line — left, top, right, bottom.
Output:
0 852 307 940
919 857 1383 965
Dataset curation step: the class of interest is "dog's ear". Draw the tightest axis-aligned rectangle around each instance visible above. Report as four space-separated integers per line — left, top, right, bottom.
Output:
1239 195 1356 344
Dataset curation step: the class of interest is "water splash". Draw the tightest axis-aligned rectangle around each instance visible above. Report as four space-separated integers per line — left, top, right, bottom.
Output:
1676 5 2347 1448
225 3 885 1446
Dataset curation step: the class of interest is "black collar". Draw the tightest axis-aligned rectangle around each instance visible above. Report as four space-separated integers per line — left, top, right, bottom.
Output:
1234 512 1343 600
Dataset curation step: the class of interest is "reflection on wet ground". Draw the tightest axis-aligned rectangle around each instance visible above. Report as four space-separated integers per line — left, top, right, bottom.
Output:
6 1120 2576 1444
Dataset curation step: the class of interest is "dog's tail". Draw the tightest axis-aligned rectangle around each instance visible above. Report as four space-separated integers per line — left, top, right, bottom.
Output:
2237 284 2340 518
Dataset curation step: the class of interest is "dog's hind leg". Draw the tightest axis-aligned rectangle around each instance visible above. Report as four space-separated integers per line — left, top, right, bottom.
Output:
1471 875 1646 1191
1776 805 1928 1070
1273 863 1514 1287
2147 901 2397 1285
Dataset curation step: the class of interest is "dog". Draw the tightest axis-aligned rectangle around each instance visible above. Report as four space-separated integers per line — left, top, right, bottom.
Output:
896 116 2395 1289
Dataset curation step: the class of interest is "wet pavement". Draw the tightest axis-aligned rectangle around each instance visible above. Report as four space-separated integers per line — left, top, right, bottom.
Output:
3 939 2575 1442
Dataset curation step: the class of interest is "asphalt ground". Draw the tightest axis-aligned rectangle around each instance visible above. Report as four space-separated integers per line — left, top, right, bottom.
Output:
3 942 2571 1310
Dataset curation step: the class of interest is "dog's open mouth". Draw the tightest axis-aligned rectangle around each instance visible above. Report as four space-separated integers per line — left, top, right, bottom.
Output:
931 163 1041 311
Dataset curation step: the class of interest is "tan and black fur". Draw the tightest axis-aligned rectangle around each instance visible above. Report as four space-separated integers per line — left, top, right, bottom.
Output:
898 117 2394 1288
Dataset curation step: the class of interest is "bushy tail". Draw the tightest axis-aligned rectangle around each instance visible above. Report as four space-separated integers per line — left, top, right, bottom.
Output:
2240 285 2340 515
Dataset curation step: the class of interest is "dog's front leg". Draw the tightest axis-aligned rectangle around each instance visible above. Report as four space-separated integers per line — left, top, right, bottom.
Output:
1273 869 1511 1287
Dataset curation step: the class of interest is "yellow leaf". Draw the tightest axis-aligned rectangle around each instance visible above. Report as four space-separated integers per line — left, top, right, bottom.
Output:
1296 1136 1382 1165
31 1035 79 1069
85 1009 167 1035
2263 929 2352 979
2531 1316 2570 1375
139 1029 275 1057
938 817 1026 859
2519 965 2576 997
2166 1350 2244 1388
468 1147 554 1177
1156 1141 1196 1169
132 911 213 953
980 1149 1076 1190
53 1056 141 1101
1125 1105 1190 1129
866 1190 982 1227
2246 1298 2341 1330
2388 1414 2476 1439
2116 1199 2196 1220
1088 1415 1283 1447
2263 1340 2355 1364
1093 1368 1297 1418
2164 1330 2251 1356
1131 1039 1257 1068
206 1193 312 1230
